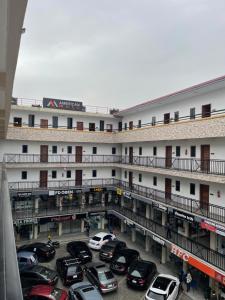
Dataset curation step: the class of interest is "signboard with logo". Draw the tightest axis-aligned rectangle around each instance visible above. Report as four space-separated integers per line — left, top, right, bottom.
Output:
153 202 167 212
49 190 74 196
90 187 107 193
200 220 225 237
174 210 194 222
17 192 32 198
40 214 76 224
43 98 86 112
152 234 165 246
14 218 38 226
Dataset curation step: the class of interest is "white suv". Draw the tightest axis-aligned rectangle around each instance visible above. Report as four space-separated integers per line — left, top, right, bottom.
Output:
145 274 180 300
88 232 116 250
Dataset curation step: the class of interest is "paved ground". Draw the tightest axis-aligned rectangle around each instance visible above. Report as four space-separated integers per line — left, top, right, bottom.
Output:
37 231 202 300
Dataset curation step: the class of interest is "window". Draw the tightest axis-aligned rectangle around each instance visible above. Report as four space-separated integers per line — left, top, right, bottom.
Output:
67 170 71 178
112 147 116 155
153 176 157 186
124 123 127 130
139 174 142 182
13 117 22 127
28 114 35 127
89 123 95 131
21 171 27 180
52 170 57 179
129 121 133 130
175 181 180 192
118 121 122 131
153 146 157 156
52 145 57 154
77 121 83 131
174 111 179 122
139 147 142 156
138 120 142 128
190 183 195 195
92 170 97 177
99 120 104 131
67 146 72 154
52 116 58 128
190 146 196 157
202 104 211 118
190 108 195 119
67 117 73 129
124 171 127 178
92 147 97 154
106 124 113 132
125 147 128 155
176 146 181 157
164 113 170 124
152 116 156 126
22 145 28 153
112 169 116 177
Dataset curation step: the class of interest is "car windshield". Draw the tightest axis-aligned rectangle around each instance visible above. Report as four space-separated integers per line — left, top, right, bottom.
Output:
98 271 114 281
130 270 142 278
152 277 171 291
67 265 79 276
147 291 165 300
92 236 101 241
51 288 63 300
116 256 126 263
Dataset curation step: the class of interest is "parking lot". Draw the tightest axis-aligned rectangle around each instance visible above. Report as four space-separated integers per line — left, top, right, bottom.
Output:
40 231 193 300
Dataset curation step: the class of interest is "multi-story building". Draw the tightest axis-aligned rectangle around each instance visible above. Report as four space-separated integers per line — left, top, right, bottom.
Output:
2 76 225 295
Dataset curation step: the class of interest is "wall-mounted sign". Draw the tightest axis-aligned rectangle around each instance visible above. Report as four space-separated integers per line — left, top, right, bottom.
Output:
152 234 165 246
153 202 167 212
17 192 32 198
43 98 86 112
14 218 38 226
49 190 74 196
200 220 225 237
174 210 194 222
90 187 107 193
116 188 123 196
39 214 76 224
171 244 189 261
123 191 132 199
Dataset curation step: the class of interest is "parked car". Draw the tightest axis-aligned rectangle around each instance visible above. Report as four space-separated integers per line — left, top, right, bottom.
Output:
20 265 58 288
99 240 126 262
56 256 83 286
23 284 68 300
127 260 157 289
17 242 55 262
17 251 38 270
110 248 140 275
84 262 118 294
68 281 103 300
66 241 92 263
88 232 116 250
145 274 180 300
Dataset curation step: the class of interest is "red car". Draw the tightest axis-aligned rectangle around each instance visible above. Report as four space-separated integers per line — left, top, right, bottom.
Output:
24 284 68 300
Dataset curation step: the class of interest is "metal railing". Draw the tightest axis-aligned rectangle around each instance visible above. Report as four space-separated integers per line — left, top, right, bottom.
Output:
4 153 225 176
8 178 225 224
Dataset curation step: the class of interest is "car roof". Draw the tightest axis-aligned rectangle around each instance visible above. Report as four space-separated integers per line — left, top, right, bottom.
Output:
17 251 36 258
86 262 109 271
57 256 80 265
70 282 103 300
104 240 123 247
151 274 179 293
130 260 154 269
116 248 139 256
93 232 112 238
68 241 87 246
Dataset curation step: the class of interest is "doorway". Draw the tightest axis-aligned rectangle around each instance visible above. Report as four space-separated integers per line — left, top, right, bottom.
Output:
40 119 48 128
39 170 48 188
200 184 209 210
75 146 83 163
75 170 83 186
165 146 172 168
201 145 210 173
40 145 48 163
129 147 133 164
165 178 172 200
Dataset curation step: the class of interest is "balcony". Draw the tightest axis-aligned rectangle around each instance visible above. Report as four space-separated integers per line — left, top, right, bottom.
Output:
9 178 225 224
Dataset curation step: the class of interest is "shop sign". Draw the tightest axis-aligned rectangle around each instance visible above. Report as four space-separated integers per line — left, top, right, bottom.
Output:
17 192 32 198
123 191 132 199
174 210 194 222
116 188 123 196
200 220 225 237
215 272 225 285
153 202 167 212
50 215 76 222
43 97 85 112
171 244 189 261
90 187 106 193
152 234 165 246
52 190 74 196
15 218 38 225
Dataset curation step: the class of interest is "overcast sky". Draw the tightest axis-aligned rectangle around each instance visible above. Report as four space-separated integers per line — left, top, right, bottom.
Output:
13 0 225 109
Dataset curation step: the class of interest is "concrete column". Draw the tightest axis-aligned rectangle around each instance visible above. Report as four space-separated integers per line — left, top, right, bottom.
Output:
145 234 150 252
101 217 105 230
108 192 112 203
89 193 93 204
81 193 85 209
58 222 62 236
183 261 188 273
121 221 125 233
81 219 85 233
146 204 150 219
101 193 105 207
34 197 39 214
161 211 167 226
161 246 167 264
183 221 189 237
133 199 137 213
131 228 136 242
33 224 38 239
210 231 217 251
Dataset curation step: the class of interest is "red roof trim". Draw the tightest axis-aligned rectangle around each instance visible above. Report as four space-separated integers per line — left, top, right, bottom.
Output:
118 74 225 115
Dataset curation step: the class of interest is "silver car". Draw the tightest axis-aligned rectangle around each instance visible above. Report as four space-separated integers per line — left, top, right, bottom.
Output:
17 251 38 270
84 262 118 294
68 281 103 300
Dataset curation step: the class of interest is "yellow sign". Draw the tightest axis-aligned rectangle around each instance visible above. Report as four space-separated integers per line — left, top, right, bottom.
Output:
116 188 123 196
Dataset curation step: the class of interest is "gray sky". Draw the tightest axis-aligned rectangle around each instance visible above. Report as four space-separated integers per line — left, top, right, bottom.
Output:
13 0 225 110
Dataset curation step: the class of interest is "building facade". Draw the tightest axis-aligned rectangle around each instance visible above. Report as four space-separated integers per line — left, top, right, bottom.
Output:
2 77 225 294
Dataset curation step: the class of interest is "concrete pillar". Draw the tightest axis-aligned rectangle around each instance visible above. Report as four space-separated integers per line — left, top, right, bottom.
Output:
101 217 105 230
81 219 85 233
183 261 188 273
210 231 217 251
101 193 105 207
33 224 38 239
58 222 62 236
81 193 85 209
133 199 137 213
146 204 150 219
162 211 166 226
121 221 125 233
131 228 136 242
34 197 39 214
145 234 150 252
108 192 112 203
183 221 189 237
161 246 167 264
89 193 93 204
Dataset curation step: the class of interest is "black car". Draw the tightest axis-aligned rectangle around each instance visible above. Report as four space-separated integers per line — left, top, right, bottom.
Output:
20 265 58 288
67 241 92 264
17 242 55 262
56 256 83 286
110 248 140 275
99 240 126 262
127 260 157 289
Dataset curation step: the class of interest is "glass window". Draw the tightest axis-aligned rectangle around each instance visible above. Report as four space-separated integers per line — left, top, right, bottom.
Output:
153 146 157 156
89 123 95 131
22 145 28 153
92 170 97 177
112 169 116 177
28 114 35 127
175 181 180 192
13 117 22 127
125 147 128 155
92 147 97 154
153 176 157 186
190 146 196 157
139 147 142 156
67 170 71 178
52 145 57 154
190 108 195 119
112 147 116 155
124 171 127 179
190 183 195 195
52 170 57 179
124 123 127 130
67 118 73 129
138 120 142 128
176 146 181 157
152 116 156 126
67 146 72 154
139 174 142 182
21 171 27 180
52 116 58 128
174 111 179 122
